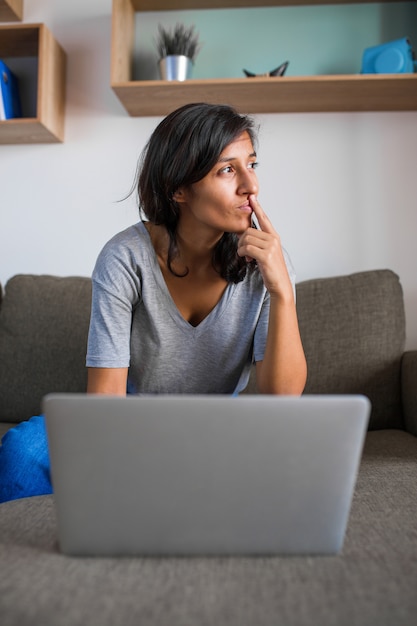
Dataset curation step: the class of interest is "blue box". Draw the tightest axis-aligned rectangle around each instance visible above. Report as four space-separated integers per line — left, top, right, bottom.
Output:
361 37 417 74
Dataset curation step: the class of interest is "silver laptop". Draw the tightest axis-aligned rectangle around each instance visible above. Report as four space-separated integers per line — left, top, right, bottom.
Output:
43 393 370 557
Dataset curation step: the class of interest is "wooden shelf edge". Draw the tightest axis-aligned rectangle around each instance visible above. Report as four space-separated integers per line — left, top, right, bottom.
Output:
0 0 23 22
0 118 63 144
37 24 67 143
113 74 417 87
111 74 417 116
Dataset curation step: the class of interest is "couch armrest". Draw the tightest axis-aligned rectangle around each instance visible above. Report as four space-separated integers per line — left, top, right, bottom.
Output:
401 351 417 437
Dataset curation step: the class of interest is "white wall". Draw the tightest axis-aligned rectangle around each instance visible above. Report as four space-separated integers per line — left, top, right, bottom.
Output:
1 0 416 348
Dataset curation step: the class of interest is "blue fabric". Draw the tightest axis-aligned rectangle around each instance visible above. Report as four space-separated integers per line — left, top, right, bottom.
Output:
0 415 52 503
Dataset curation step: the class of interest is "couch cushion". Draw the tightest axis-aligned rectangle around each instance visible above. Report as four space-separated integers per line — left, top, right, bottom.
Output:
296 270 406 430
0 275 92 423
401 350 417 437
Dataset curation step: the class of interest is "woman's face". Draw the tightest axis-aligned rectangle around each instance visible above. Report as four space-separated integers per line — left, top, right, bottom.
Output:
174 131 259 235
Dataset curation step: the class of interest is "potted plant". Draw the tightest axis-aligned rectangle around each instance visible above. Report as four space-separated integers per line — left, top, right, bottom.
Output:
155 23 201 81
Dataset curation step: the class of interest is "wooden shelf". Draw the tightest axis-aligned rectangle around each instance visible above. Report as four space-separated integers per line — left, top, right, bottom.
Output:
113 74 417 117
111 0 417 116
0 24 66 144
0 0 22 22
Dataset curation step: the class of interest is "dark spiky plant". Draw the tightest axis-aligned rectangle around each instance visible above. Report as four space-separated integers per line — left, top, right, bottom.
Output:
155 23 201 63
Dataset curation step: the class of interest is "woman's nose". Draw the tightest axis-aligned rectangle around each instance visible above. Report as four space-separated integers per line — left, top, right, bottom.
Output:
238 169 258 195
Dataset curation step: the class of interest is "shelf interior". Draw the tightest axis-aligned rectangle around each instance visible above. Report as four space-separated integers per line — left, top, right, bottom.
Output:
0 24 39 57
0 25 39 117
130 0 389 10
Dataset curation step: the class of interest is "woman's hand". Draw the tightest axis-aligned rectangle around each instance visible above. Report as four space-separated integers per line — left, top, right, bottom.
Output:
237 195 294 301
238 195 307 395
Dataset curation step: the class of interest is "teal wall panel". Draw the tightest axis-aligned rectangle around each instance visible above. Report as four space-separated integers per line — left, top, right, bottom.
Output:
134 2 417 80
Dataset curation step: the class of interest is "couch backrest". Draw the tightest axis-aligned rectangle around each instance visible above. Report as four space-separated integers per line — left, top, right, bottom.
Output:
296 269 406 430
0 275 92 423
0 270 406 430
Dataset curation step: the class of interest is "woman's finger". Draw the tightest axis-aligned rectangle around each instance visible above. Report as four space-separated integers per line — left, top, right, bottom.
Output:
249 194 275 234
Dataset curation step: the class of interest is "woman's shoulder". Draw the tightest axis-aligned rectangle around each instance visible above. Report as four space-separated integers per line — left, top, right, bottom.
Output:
101 221 148 252
92 221 153 287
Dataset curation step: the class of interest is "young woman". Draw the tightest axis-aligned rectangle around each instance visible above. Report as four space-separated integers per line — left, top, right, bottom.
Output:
86 102 307 396
0 102 306 504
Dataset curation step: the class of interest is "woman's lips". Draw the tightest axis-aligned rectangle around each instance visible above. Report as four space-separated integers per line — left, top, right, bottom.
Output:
238 203 252 213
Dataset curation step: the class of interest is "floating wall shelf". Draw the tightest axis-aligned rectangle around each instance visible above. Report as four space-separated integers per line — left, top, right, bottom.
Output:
0 23 66 144
111 0 417 116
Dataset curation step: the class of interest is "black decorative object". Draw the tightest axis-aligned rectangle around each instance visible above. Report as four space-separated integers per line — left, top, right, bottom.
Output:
243 61 289 78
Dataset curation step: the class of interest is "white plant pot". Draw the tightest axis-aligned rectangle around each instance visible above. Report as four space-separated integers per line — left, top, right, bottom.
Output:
159 55 193 81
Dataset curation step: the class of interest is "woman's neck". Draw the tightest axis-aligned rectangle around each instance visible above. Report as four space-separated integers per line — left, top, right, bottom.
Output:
145 221 223 274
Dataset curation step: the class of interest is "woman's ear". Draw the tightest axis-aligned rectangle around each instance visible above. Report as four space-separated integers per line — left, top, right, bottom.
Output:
172 187 187 204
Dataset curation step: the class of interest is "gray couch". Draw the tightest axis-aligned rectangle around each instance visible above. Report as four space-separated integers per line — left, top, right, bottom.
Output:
0 269 416 626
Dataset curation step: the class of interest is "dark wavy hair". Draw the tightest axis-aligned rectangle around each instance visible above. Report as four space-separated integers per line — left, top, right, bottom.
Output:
134 102 258 283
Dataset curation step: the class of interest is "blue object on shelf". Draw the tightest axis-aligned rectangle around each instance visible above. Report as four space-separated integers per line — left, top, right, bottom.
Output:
0 59 23 120
361 37 417 74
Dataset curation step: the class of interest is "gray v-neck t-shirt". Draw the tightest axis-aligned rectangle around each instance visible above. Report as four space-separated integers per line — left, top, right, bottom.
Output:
86 221 295 395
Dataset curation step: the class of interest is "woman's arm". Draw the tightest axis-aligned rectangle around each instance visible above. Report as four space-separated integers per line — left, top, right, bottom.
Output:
87 367 128 395
255 293 307 395
238 195 307 395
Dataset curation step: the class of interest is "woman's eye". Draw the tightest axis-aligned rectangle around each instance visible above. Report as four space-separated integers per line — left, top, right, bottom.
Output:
219 161 258 175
